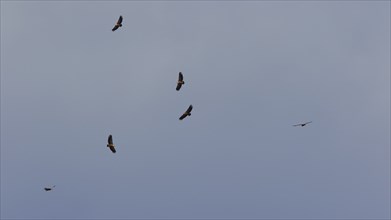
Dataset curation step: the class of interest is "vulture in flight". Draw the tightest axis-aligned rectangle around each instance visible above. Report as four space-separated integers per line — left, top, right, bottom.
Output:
112 16 123 31
179 105 193 120
176 72 185 91
293 121 312 127
107 134 116 153
44 185 55 191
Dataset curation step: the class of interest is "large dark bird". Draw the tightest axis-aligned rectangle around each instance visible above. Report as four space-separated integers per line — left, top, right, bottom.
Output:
44 185 55 191
293 121 312 127
176 72 185 91
112 16 123 31
179 105 193 120
107 134 116 153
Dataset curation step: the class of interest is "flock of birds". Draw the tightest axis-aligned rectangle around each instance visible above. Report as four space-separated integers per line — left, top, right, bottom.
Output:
44 15 311 192
104 69 191 154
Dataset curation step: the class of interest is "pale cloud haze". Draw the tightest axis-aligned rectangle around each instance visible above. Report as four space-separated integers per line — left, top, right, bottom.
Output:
1 1 390 219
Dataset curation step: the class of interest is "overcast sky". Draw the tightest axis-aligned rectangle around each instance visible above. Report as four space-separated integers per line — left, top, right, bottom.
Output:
1 1 390 219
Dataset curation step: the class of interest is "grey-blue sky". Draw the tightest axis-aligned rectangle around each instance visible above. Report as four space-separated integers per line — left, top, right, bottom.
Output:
1 1 390 219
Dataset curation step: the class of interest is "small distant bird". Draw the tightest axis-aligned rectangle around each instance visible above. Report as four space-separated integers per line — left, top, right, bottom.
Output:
44 185 55 191
293 121 312 127
179 105 193 120
107 134 116 153
112 16 123 31
176 72 185 91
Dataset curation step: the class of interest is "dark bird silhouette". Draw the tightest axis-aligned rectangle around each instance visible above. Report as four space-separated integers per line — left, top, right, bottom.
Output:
112 16 123 31
179 105 193 120
107 134 116 153
176 72 185 91
44 185 55 191
293 121 312 127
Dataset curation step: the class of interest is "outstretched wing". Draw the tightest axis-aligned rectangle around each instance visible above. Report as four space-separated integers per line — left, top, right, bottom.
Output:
109 146 116 153
108 135 113 145
186 105 193 113
304 121 312 125
117 16 123 25
292 124 301 127
179 113 187 120
112 25 119 31
176 83 182 91
178 72 183 81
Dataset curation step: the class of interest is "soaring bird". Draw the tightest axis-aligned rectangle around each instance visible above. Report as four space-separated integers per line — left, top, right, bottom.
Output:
107 134 116 153
176 72 185 91
293 121 312 127
44 185 55 191
179 105 193 120
112 16 123 31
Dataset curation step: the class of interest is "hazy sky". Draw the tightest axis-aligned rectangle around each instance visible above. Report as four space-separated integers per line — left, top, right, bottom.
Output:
1 1 390 219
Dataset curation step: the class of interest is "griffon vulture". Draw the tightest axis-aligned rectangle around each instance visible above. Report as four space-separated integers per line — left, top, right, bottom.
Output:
179 105 193 120
293 121 312 127
44 185 55 191
107 134 116 153
112 16 123 32
176 72 185 91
